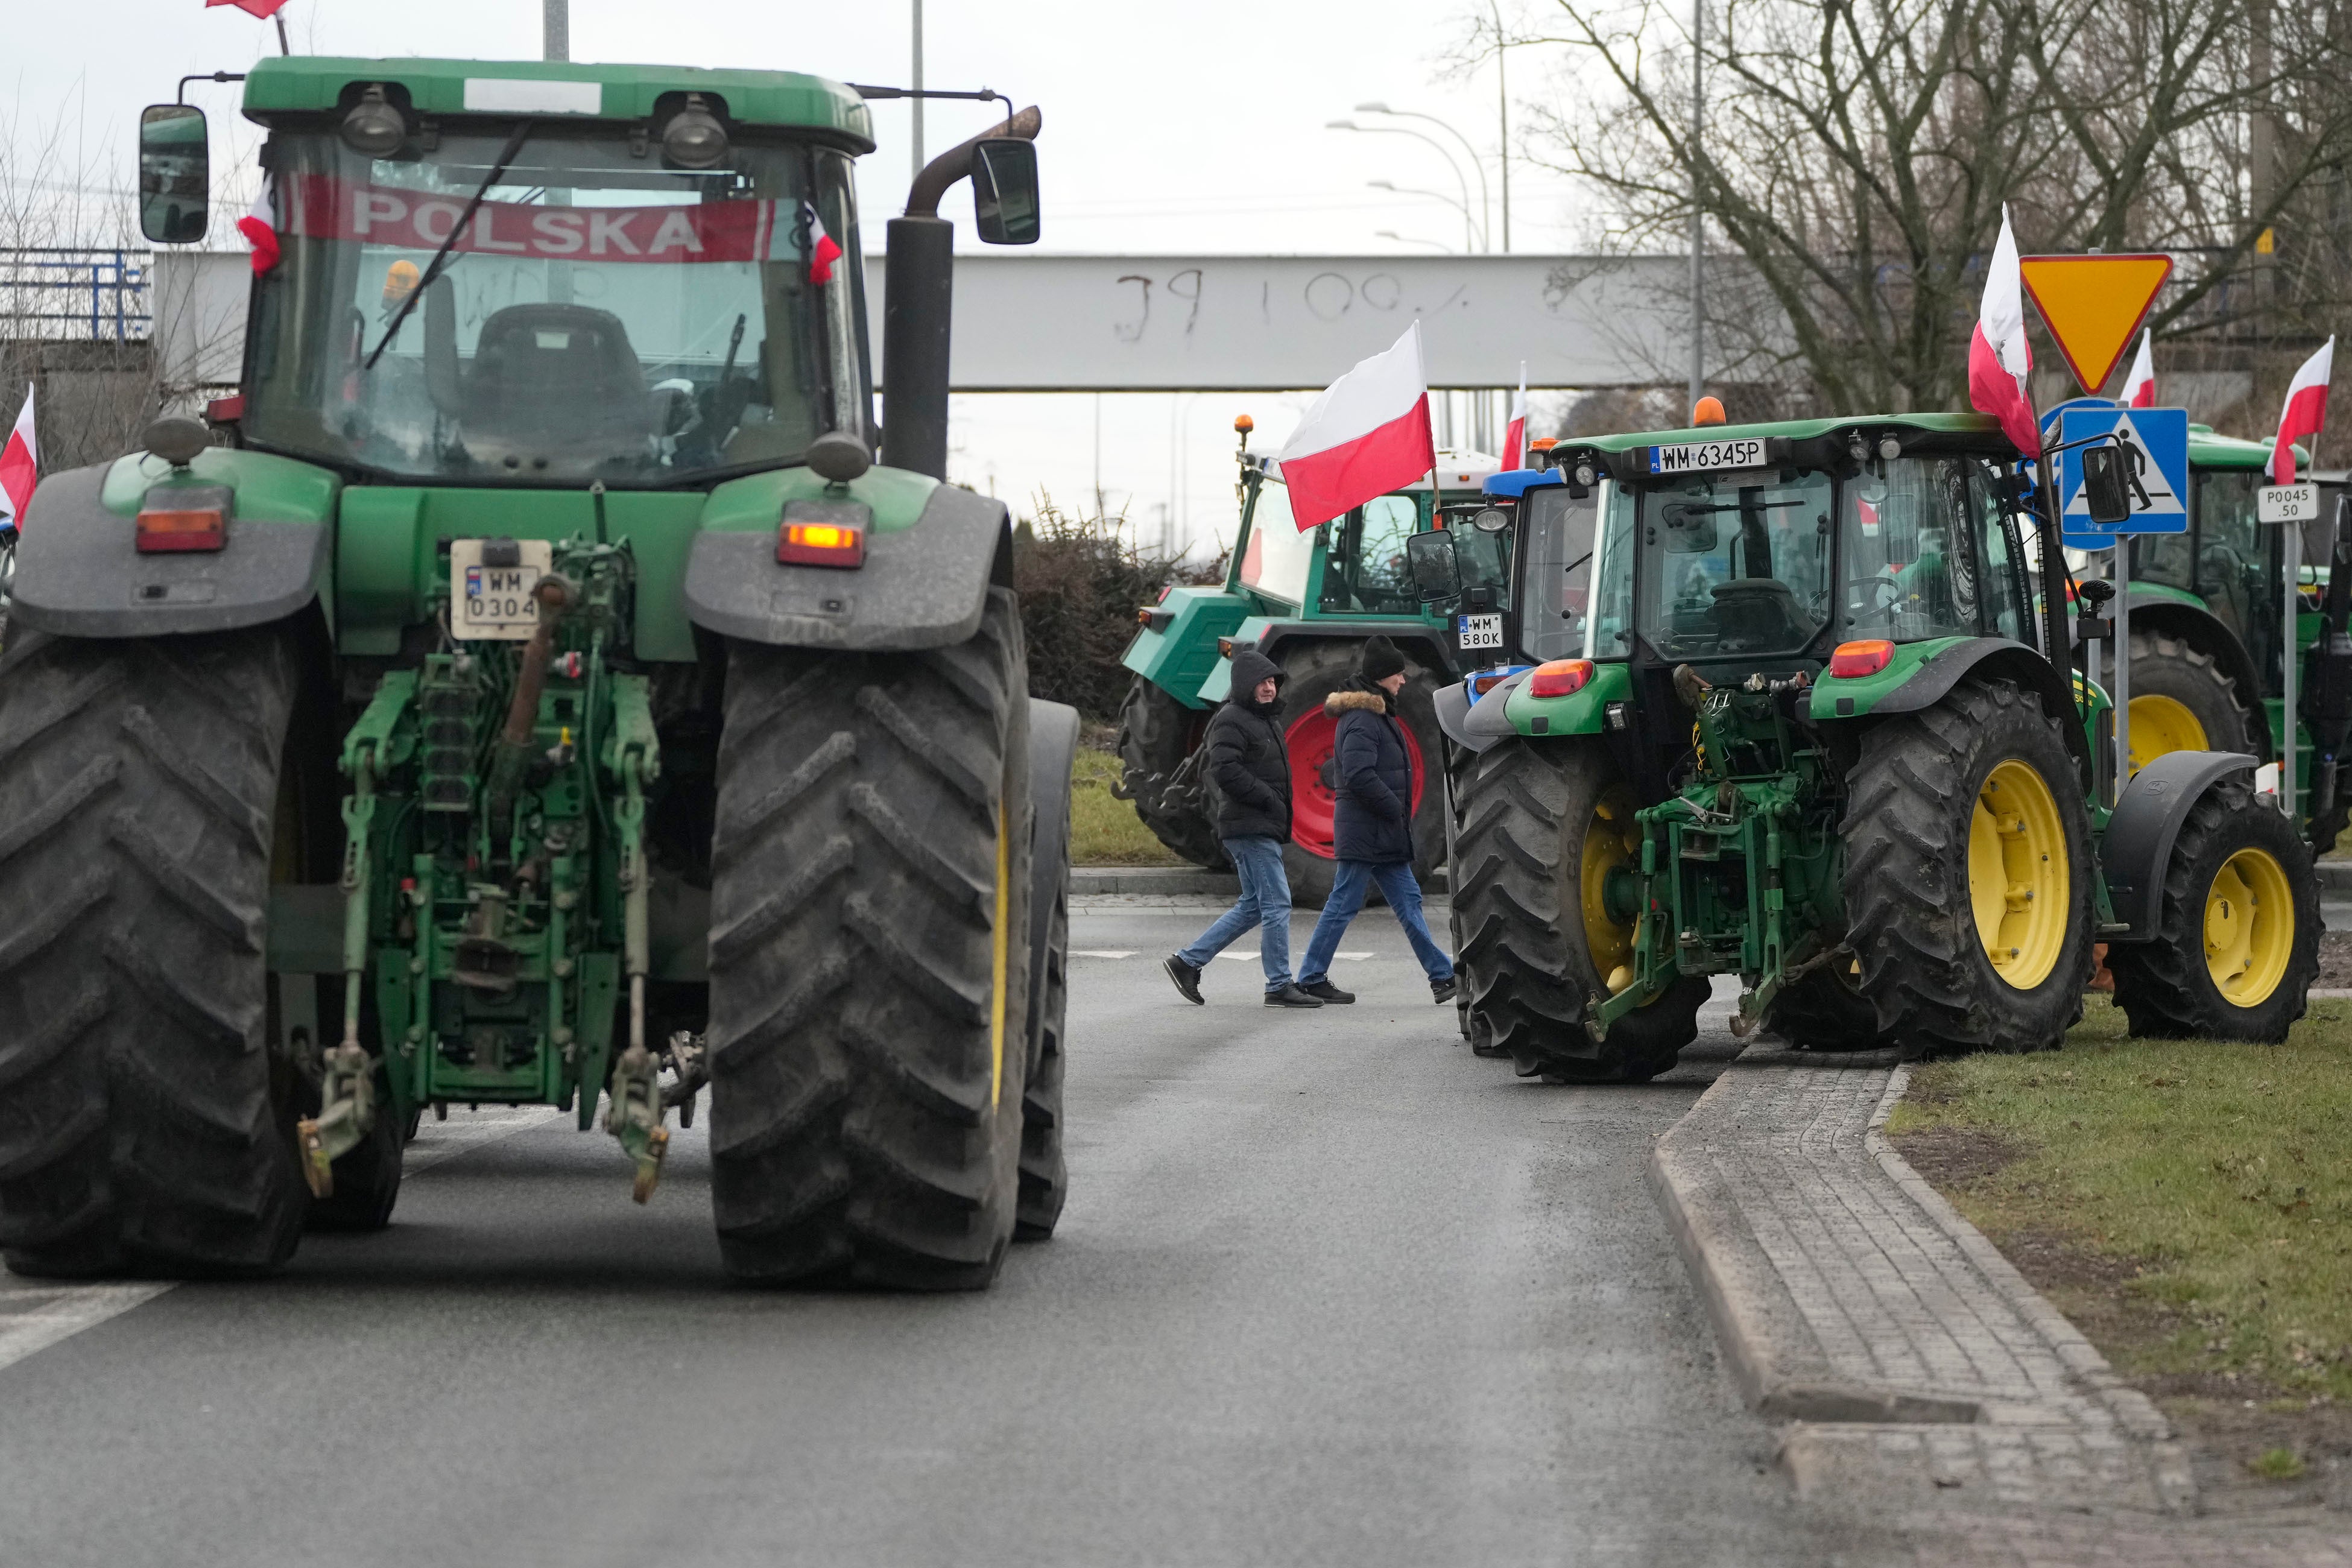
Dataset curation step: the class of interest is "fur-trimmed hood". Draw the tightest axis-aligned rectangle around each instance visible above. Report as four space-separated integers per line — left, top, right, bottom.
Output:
1324 688 1390 716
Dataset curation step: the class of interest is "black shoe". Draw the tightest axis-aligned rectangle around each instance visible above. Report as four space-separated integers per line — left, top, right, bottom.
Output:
1164 955 1204 1005
1265 983 1325 1008
1300 979 1355 1004
1431 976 1459 1004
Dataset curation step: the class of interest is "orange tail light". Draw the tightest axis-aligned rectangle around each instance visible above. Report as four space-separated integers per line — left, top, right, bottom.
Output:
135 485 230 554
1528 658 1595 698
1827 639 1894 678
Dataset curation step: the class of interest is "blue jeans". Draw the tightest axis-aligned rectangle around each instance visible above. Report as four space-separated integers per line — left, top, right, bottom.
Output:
1177 836 1294 992
1298 860 1455 986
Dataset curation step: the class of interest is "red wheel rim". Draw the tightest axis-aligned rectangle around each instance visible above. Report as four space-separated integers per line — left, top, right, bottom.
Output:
1285 702 1426 860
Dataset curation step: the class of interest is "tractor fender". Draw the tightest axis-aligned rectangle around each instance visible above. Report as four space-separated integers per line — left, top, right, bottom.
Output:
2099 749 2259 941
1871 636 2090 768
1434 679 1481 750
1026 698 1080 1049
2126 594 2272 755
8 463 330 639
683 481 1008 651
1437 669 1530 754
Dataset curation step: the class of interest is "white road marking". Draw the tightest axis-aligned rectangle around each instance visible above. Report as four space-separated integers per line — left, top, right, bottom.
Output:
0 1104 562 1378
1216 951 1372 962
1070 949 1138 959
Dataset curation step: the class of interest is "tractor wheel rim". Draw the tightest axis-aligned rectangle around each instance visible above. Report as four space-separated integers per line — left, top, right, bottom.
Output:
2205 846 2292 1007
1283 699 1426 861
2127 694 2208 776
1967 757 2070 990
1580 786 1640 991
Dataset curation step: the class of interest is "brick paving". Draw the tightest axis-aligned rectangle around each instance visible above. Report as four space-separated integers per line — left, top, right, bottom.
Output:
1659 1041 2352 1564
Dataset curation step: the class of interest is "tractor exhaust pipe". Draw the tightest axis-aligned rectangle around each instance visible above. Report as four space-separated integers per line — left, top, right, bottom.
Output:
881 106 1042 479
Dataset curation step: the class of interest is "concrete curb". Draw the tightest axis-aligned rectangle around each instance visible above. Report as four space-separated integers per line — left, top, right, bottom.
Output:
2317 860 2352 894
1864 1067 2199 1516
1647 1061 1984 1426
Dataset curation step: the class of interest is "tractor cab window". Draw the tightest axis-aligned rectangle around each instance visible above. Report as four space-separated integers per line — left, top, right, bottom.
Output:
1841 455 2015 643
244 127 864 486
1590 480 1637 656
1519 484 1598 662
2194 470 2280 683
1636 468 1834 659
1319 493 1421 613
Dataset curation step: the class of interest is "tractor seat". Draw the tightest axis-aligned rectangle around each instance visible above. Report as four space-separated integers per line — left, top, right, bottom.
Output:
463 304 655 464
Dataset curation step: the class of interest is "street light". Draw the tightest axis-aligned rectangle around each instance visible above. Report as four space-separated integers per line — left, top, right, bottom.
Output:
1367 180 1483 253
1376 229 1453 253
1355 101 1492 253
1327 119 1485 251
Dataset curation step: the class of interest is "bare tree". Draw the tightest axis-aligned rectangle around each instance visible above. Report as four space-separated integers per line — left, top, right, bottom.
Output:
1522 0 2352 415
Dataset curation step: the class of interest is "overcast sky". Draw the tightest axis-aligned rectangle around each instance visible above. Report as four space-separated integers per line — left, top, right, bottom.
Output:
7 0 1605 557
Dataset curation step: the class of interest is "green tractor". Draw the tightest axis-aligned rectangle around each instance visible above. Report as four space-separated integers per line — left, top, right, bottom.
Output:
1116 419 1505 904
0 57 1076 1288
2094 428 2352 847
1428 412 2321 1080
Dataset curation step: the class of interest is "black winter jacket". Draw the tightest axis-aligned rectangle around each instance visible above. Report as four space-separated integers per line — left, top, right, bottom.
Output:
1204 648 1292 842
1327 680 1414 864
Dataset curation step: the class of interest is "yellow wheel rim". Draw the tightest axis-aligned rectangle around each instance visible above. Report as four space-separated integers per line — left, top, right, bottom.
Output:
1581 786 1640 991
2205 847 2292 1008
2127 694 2207 776
1967 759 2070 990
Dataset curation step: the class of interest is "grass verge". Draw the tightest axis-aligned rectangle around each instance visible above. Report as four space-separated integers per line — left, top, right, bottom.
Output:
1889 994 2352 1500
1069 742 1184 867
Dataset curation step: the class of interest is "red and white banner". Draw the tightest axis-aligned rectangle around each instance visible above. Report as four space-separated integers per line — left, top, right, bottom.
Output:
1503 362 1528 471
2269 335 2335 484
1274 321 1437 531
1967 206 2040 455
2120 328 2155 408
280 175 808 266
0 384 36 533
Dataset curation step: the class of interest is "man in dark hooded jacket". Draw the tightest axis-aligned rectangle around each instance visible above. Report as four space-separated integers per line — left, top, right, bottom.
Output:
1163 647 1325 1007
1294 636 1457 1004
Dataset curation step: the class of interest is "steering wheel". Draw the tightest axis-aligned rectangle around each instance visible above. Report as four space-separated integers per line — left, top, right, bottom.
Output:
1846 572 1904 619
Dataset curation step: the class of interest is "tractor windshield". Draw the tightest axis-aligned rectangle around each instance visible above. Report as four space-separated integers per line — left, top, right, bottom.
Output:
242 127 866 486
1516 484 1598 662
1634 469 1835 660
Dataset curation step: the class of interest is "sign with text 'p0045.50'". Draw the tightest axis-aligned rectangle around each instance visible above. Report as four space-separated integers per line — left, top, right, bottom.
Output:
2056 406 2189 538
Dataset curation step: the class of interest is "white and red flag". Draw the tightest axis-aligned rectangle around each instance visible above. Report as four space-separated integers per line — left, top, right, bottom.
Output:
1274 321 1437 530
237 174 280 276
0 384 36 534
1967 206 2040 456
1503 362 1528 470
2268 336 2335 484
205 0 291 16
2120 329 2156 408
804 201 842 286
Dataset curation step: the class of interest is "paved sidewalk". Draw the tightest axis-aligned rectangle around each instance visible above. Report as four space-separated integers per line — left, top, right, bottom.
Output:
1652 1040 2352 1564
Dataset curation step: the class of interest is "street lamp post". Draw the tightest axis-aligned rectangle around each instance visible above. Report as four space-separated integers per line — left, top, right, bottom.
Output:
1367 180 1482 253
1376 230 1454 253
1329 121 1484 251
1689 0 1705 408
1489 0 1510 252
1353 103 1491 252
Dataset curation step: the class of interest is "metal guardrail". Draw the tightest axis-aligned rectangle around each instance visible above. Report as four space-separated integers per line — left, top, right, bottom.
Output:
0 247 151 341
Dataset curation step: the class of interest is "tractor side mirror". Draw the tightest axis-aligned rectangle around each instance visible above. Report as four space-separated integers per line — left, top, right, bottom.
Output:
971 139 1041 245
1406 530 1461 602
138 104 210 244
2080 442 2133 527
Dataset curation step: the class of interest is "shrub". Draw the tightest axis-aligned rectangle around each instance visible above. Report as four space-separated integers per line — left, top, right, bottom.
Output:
1013 494 1225 724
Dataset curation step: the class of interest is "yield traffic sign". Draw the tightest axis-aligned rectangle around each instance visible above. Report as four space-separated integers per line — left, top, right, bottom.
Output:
2018 253 2174 396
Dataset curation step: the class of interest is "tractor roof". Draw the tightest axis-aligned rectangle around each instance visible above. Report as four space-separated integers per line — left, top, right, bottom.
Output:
242 56 875 150
2187 425 2289 470
1570 411 2001 455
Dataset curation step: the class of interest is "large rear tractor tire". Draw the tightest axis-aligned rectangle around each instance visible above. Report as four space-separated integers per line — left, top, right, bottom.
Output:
1277 639 1449 909
1018 700 1078 1241
1763 963 1898 1052
1842 678 2096 1056
2126 628 2252 776
707 587 1034 1289
0 627 311 1277
1453 737 1706 1083
2108 778 2319 1042
1113 676 1226 870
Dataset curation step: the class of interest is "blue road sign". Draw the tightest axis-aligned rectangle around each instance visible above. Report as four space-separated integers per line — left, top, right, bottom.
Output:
2056 405 2190 538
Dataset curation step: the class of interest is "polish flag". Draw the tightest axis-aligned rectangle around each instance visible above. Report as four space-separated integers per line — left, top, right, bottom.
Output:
237 175 280 276
0 385 36 534
205 0 292 16
1503 362 1528 470
2120 329 2156 408
2268 336 2335 484
1274 322 1437 530
1967 206 2040 456
803 201 842 286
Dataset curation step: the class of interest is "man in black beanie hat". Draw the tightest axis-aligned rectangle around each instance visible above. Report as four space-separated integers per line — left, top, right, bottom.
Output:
1294 636 1456 1004
1163 646 1326 1007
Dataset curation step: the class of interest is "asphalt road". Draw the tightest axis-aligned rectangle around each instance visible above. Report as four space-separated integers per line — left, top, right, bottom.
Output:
0 896 1900 1567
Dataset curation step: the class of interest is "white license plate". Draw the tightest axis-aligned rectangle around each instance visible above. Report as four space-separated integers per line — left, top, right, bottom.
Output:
1648 437 1764 474
1457 613 1503 650
2259 482 2319 524
450 538 555 641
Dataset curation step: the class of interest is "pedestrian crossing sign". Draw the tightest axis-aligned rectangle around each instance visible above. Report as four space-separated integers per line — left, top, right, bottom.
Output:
2056 406 2189 536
